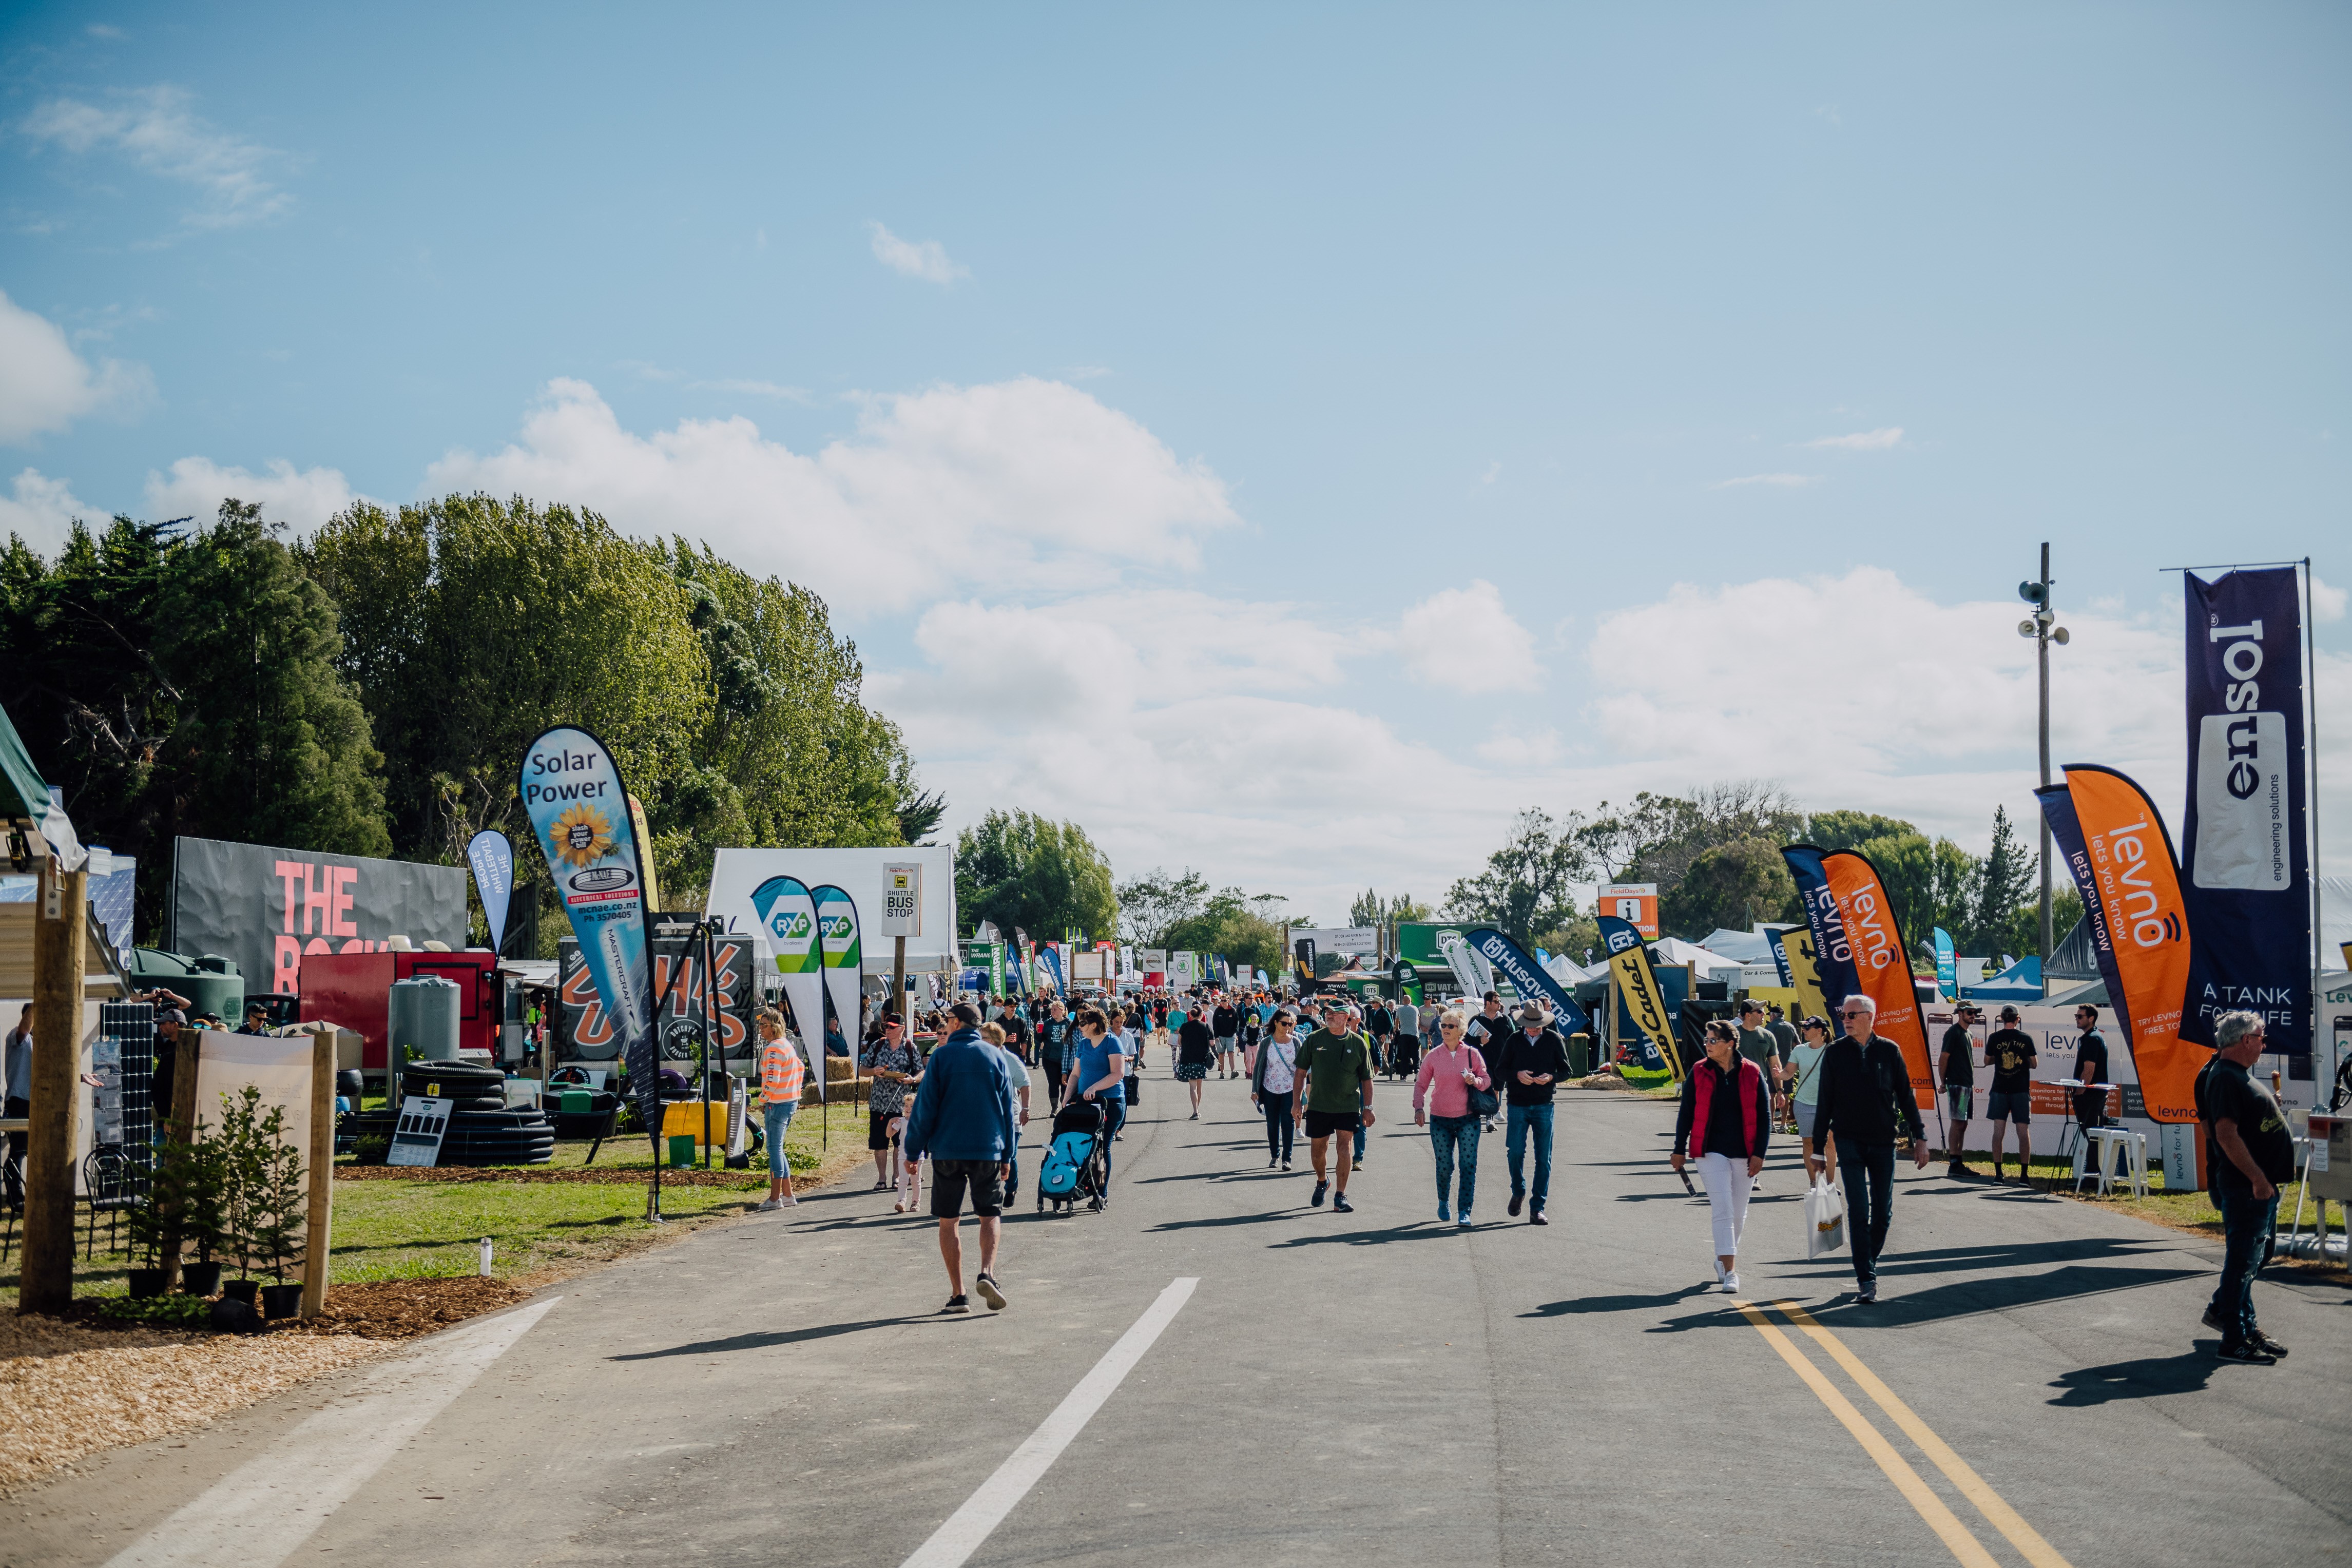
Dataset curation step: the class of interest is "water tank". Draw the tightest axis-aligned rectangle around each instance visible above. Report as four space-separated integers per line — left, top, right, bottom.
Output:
388 975 462 1062
126 948 244 1026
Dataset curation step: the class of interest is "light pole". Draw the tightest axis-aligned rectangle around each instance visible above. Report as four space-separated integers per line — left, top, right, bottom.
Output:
2018 543 2070 963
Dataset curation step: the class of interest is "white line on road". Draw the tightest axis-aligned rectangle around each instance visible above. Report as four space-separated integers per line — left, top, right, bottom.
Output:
104 1296 562 1568
902 1276 1199 1568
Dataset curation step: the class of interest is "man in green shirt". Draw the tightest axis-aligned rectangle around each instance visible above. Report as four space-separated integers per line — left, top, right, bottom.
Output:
1294 1014 1376 1213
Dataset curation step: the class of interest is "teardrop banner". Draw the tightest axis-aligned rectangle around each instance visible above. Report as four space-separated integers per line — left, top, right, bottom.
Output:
1466 926 1592 1039
465 828 514 955
1598 913 1681 1079
2035 764 2201 1122
1782 844 1936 1127
813 883 866 1097
518 728 657 1145
750 875 825 1078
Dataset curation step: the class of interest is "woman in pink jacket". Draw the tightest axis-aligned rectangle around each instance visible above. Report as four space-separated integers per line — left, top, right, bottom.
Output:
1413 1010 1492 1228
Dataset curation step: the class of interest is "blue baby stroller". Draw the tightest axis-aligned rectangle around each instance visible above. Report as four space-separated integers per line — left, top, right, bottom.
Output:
1038 1099 1109 1214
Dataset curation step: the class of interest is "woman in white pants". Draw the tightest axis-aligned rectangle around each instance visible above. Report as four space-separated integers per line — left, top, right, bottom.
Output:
1669 1019 1773 1293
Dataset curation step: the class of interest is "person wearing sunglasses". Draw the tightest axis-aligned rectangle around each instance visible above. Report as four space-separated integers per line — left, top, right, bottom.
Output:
1815 993 1928 1304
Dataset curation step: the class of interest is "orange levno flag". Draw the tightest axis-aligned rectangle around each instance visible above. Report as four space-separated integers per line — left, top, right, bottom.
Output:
1815 850 1937 1120
2035 764 2201 1122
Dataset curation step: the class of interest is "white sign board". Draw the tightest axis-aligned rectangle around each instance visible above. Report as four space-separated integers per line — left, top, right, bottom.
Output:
388 1095 454 1168
1170 952 1198 985
708 846 957 968
881 861 922 937
1290 926 1379 957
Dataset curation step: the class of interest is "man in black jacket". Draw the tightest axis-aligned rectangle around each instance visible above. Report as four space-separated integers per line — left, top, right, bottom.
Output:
1817 993 1929 1302
1500 1003 1571 1225
1211 999 1241 1078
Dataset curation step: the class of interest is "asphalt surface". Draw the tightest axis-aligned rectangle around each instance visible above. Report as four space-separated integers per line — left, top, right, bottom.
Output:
12 1063 2349 1567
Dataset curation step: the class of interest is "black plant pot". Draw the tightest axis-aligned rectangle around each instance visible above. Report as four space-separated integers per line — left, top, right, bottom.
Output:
127 1268 168 1299
221 1279 260 1306
259 1283 304 1319
180 1262 222 1296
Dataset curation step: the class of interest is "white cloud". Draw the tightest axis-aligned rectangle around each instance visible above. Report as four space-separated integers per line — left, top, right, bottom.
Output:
0 289 153 443
1396 580 1540 692
426 376 1237 614
867 222 967 284
1804 426 1904 451
0 468 98 553
2312 574 2345 623
21 86 293 230
142 456 357 531
1713 472 1815 488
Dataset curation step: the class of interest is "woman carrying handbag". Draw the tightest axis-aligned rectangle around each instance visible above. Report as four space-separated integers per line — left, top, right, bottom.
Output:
1412 1010 1492 1228
1670 1020 1772 1293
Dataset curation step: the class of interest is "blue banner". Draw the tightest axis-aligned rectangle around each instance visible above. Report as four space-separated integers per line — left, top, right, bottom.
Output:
2182 566 2311 1053
519 727 656 1136
1780 845 1867 1012
1038 944 1067 998
1933 926 1955 999
1466 926 1591 1038
465 829 514 955
1768 928 1794 989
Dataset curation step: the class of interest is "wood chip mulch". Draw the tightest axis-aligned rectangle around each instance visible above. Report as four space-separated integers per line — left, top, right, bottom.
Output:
267 1276 536 1339
335 1164 765 1187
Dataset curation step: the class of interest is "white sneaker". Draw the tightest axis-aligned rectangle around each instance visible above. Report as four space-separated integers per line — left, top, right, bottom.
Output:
1721 1270 1741 1294
756 1198 781 1211
1712 1259 1725 1284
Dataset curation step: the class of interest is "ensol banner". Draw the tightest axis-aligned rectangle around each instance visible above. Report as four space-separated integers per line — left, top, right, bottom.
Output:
1783 844 1935 1120
1598 913 1681 1078
519 727 657 1138
1466 927 1592 1039
751 876 825 1069
2036 765 2201 1121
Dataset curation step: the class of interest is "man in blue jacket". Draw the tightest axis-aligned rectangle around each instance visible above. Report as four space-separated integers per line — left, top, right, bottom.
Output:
902 1002 1019 1314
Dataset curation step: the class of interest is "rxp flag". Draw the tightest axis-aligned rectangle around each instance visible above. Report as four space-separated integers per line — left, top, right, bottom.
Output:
2037 765 2200 1121
519 728 655 1135
2182 566 2311 1053
1467 927 1591 1039
465 829 514 955
1933 927 1956 999
1597 914 1680 1078
1783 845 1935 1122
751 876 825 1077
812 884 864 1093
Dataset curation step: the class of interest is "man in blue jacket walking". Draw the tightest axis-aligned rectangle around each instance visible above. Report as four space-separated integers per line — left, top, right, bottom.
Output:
903 1002 1019 1314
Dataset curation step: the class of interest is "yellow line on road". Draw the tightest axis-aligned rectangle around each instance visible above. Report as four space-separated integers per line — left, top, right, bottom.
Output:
1770 1301 2074 1568
1731 1301 2001 1568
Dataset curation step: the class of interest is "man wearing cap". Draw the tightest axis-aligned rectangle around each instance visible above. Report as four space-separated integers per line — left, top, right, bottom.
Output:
1940 1003 1982 1179
1500 1002 1571 1225
1981 1004 2039 1184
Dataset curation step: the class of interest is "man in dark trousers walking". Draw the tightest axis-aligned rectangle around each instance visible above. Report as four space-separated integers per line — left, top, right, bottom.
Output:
1817 993 1928 1303
1499 1003 1570 1224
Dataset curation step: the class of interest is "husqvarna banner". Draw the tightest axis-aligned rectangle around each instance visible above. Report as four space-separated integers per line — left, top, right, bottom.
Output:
1783 844 1935 1120
2036 765 2201 1121
1598 914 1680 1078
520 727 657 1135
2182 567 2311 1053
1467 927 1591 1038
751 876 825 1072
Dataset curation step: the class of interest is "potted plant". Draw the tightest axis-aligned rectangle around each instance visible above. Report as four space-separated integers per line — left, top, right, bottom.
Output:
214 1088 272 1306
250 1115 310 1319
127 1116 226 1296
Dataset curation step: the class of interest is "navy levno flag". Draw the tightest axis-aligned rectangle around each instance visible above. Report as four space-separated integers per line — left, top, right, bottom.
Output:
2181 567 2311 1053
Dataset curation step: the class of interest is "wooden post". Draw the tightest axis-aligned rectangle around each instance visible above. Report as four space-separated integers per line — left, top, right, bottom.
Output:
892 935 907 1020
302 1027 334 1317
18 860 87 1317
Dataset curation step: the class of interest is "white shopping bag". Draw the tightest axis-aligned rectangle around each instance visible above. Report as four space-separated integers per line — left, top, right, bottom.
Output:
1804 1177 1846 1259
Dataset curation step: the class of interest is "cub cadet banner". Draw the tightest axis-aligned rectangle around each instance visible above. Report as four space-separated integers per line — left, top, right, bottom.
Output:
1598 913 1680 1078
1783 844 1935 1121
750 876 825 1067
2182 566 2311 1053
1773 926 1832 1028
2037 765 2201 1121
519 727 657 1138
1467 927 1592 1039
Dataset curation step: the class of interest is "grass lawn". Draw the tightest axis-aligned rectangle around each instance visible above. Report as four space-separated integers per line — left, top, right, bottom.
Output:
1 1101 874 1310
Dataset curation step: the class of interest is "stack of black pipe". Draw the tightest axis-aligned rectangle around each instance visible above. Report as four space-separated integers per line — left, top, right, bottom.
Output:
343 1060 555 1165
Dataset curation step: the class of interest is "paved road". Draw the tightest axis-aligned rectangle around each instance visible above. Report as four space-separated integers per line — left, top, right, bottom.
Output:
14 1066 2349 1567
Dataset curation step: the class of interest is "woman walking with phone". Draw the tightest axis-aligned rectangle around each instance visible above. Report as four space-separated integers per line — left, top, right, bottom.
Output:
1250 1009 1301 1169
1670 1019 1772 1292
1413 1010 1492 1227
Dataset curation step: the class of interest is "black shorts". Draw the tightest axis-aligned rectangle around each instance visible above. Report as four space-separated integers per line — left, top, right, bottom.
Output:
869 1109 898 1151
931 1158 1005 1218
1303 1108 1362 1139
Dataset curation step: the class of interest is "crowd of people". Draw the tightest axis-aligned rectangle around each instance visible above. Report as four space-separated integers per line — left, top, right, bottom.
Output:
768 979 2298 1366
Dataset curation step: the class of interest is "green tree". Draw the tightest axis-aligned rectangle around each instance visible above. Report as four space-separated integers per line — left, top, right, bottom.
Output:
1804 810 1918 853
1661 838 1800 938
1965 806 2035 956
1166 885 1287 977
1841 830 1978 970
1446 808 1591 947
1115 867 1208 946
955 809 1117 942
1349 888 1431 927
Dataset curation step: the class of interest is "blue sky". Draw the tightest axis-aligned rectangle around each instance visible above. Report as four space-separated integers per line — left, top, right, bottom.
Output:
4 4 2346 918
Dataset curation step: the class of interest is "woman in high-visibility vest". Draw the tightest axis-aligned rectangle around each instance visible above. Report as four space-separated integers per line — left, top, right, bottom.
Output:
757 1007 806 1210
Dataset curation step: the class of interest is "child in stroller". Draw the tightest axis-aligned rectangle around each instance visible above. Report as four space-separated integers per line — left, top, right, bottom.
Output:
1037 1097 1110 1214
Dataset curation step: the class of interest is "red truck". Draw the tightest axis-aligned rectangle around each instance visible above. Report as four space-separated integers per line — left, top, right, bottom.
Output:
299 949 503 1072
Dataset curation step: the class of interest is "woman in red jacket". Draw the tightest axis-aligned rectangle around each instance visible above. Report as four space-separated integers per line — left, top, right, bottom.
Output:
1670 1019 1772 1293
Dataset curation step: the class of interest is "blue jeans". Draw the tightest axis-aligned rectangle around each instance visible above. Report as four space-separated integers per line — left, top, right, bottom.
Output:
1100 1099 1127 1182
1506 1103 1554 1211
1429 1114 1479 1214
2211 1187 2279 1344
763 1100 797 1180
1840 1142 1898 1285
